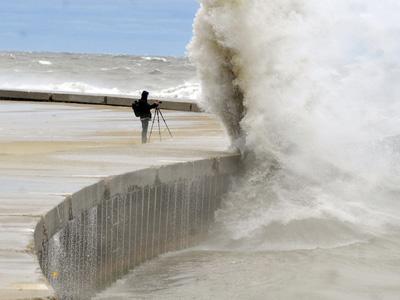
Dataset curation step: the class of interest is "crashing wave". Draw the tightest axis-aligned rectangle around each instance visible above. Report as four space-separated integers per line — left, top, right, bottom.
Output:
189 0 400 250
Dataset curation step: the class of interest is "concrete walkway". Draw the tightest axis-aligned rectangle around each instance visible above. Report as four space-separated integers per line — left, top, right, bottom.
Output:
0 101 230 299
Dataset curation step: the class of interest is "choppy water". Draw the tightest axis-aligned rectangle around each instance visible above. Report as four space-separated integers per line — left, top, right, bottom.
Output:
0 52 199 99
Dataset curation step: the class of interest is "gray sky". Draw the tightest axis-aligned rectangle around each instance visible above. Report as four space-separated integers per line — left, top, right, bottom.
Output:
0 0 199 56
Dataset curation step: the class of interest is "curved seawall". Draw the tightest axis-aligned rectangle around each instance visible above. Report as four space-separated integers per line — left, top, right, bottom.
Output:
34 155 240 299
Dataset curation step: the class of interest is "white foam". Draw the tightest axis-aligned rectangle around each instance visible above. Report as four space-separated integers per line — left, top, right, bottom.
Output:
190 0 400 250
141 56 168 63
0 82 122 95
38 60 52 65
154 81 200 100
100 66 132 71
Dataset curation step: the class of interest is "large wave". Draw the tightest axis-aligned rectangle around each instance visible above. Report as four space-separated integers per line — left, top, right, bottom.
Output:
189 0 400 250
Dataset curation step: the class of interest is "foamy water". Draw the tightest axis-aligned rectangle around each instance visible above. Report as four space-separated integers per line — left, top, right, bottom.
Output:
97 2 400 299
190 0 400 250
0 52 199 100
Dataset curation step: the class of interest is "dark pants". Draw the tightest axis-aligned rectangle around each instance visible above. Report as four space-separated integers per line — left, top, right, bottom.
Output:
141 117 150 144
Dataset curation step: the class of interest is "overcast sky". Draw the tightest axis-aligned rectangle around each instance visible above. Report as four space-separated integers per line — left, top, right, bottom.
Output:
0 0 199 56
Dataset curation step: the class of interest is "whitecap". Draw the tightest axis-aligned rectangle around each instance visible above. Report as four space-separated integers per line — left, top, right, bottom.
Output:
153 82 200 100
141 56 168 63
38 60 52 65
100 66 131 72
0 81 122 95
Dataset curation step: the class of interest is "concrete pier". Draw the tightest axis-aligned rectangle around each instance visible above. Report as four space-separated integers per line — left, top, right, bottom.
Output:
0 89 201 112
0 100 234 299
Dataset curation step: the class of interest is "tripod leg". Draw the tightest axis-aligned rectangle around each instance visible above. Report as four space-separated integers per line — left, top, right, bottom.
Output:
148 115 156 143
157 109 162 141
158 109 173 138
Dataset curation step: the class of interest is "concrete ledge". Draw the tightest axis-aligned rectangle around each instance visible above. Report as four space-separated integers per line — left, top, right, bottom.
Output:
105 96 132 106
155 99 201 112
37 155 240 242
34 154 241 299
0 89 51 101
0 89 201 112
51 92 106 104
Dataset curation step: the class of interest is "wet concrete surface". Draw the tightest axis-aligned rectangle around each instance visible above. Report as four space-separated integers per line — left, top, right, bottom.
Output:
0 100 230 299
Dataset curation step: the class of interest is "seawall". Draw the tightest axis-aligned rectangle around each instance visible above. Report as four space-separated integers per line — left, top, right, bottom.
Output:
0 89 201 112
34 155 240 299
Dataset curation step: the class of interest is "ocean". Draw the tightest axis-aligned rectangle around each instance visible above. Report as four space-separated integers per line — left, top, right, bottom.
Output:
0 51 199 100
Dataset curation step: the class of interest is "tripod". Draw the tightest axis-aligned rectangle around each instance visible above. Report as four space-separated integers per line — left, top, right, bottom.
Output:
148 108 173 142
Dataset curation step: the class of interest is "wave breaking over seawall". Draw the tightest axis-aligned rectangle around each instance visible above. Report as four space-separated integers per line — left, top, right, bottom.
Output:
189 0 400 251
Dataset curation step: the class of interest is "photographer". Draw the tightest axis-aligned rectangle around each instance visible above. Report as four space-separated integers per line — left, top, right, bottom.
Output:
133 91 160 144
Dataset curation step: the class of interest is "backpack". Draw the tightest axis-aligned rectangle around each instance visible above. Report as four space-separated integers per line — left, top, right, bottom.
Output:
132 101 142 117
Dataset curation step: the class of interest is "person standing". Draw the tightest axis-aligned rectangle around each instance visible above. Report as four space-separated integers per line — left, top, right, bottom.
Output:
135 91 160 144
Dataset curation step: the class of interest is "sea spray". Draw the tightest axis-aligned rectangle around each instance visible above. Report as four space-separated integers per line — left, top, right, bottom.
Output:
189 0 400 250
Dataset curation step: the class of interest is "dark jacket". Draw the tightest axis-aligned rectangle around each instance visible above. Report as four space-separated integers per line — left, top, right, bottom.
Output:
138 99 158 119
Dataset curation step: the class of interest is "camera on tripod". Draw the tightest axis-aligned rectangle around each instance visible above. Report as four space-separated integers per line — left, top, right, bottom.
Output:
149 104 172 142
